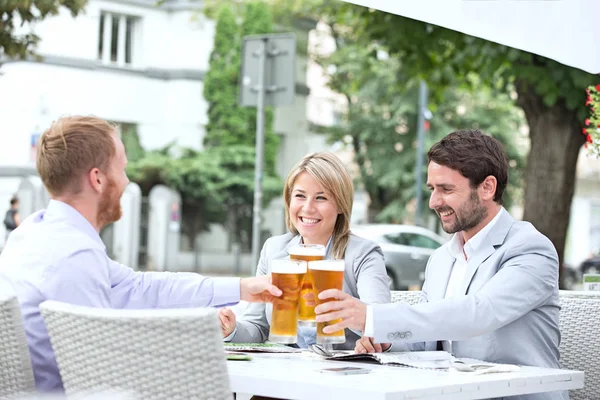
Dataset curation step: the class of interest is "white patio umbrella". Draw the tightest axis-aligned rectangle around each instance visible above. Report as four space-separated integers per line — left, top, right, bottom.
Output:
342 0 600 74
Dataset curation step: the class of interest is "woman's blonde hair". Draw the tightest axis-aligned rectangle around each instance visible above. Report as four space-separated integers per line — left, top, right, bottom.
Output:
283 152 354 259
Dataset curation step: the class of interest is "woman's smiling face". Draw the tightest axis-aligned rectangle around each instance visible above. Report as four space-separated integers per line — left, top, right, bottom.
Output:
289 172 340 245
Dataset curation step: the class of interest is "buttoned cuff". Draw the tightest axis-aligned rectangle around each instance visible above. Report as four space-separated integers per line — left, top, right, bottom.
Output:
364 305 374 337
212 277 242 307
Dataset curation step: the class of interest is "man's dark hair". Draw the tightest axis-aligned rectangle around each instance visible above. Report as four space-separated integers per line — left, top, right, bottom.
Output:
427 129 509 205
10 197 18 206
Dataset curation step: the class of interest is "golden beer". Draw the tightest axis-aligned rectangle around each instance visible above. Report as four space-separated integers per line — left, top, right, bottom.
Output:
268 259 307 344
289 244 325 326
308 259 346 345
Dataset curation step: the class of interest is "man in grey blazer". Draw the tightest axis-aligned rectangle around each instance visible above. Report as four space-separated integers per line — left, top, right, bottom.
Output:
315 130 565 400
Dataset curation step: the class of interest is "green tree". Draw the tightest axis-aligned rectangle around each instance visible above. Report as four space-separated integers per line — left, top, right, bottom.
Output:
115 123 145 163
316 3 595 284
0 0 86 62
322 43 525 225
202 6 243 150
165 150 227 250
202 2 279 174
126 147 226 250
202 2 282 250
208 146 282 251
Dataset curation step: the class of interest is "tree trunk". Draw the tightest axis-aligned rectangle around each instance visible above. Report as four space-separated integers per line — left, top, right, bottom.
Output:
515 80 586 287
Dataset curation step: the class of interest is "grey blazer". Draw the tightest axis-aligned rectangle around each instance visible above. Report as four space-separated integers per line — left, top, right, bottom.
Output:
374 210 566 400
229 232 391 349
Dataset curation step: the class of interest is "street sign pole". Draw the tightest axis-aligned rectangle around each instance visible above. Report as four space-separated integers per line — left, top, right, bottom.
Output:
240 33 296 272
251 39 267 272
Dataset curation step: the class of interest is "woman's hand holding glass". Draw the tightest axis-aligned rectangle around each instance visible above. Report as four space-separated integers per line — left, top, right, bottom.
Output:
218 308 237 338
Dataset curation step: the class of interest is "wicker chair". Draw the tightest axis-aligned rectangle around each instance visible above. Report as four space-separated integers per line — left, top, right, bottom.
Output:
390 290 423 305
390 290 598 398
558 290 600 400
39 301 232 400
0 294 35 400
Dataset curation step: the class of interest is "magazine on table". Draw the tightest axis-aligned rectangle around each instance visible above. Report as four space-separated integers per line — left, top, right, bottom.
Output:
322 351 521 373
323 350 454 370
223 342 302 353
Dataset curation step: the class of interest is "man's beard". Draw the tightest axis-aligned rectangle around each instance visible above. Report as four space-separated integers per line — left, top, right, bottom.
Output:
97 179 123 229
437 189 488 234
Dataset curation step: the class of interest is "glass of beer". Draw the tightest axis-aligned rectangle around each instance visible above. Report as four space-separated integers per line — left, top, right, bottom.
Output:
289 244 325 326
308 259 346 345
268 259 307 344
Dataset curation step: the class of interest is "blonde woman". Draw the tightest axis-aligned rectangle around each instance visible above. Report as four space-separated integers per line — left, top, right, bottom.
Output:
219 152 390 349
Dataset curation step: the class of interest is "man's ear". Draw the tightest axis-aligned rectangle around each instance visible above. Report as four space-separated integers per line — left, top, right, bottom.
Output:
480 175 497 201
87 167 104 194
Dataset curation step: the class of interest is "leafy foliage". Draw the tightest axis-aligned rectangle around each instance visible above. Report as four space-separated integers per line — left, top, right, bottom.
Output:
127 144 282 251
202 2 279 174
119 123 145 163
319 4 596 118
585 85 600 157
127 148 225 248
321 43 525 224
312 2 597 283
202 1 283 250
0 0 86 61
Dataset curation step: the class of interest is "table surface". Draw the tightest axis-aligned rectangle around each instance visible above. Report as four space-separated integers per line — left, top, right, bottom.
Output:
227 351 584 400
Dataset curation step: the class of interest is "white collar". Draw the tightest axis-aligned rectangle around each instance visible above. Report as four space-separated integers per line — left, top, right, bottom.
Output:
448 207 504 260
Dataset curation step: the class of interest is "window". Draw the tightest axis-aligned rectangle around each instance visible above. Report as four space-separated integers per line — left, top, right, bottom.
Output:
98 11 138 66
384 232 442 250
404 234 442 250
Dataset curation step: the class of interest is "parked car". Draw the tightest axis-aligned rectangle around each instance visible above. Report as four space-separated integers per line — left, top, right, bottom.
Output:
351 224 447 290
579 255 600 275
562 263 581 290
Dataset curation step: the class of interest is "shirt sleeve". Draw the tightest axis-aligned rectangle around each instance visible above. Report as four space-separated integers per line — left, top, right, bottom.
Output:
364 305 374 337
108 259 241 309
41 249 112 308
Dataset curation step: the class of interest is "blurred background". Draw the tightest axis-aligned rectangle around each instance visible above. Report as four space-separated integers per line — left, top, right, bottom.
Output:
0 0 598 291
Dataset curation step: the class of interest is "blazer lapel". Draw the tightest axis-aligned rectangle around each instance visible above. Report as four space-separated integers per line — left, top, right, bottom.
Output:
429 248 455 301
277 234 302 261
458 210 514 294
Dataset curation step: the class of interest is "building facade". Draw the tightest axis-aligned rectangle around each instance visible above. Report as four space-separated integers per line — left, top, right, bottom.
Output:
0 0 332 262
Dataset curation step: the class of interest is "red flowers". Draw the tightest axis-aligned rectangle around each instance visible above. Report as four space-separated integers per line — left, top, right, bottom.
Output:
585 84 600 154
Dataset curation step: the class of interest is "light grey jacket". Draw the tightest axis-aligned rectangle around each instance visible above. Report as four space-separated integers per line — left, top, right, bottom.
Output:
229 232 391 349
375 210 565 400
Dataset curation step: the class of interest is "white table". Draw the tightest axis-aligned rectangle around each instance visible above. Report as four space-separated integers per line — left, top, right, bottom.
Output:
228 352 584 400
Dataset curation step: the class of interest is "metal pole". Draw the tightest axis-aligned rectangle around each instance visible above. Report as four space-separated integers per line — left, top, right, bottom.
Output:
251 39 267 272
414 80 428 227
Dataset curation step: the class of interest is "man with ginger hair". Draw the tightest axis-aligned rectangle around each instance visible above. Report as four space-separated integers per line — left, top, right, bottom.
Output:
0 115 281 393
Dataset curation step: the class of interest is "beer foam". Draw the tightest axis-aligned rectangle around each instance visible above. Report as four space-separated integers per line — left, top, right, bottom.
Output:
271 259 307 274
308 260 345 271
289 244 326 256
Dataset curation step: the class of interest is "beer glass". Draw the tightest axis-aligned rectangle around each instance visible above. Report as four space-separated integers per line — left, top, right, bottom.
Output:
268 259 307 344
289 244 325 326
308 259 346 345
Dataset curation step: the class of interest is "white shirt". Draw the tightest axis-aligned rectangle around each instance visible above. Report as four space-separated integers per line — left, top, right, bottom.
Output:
364 208 505 339
445 207 505 297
